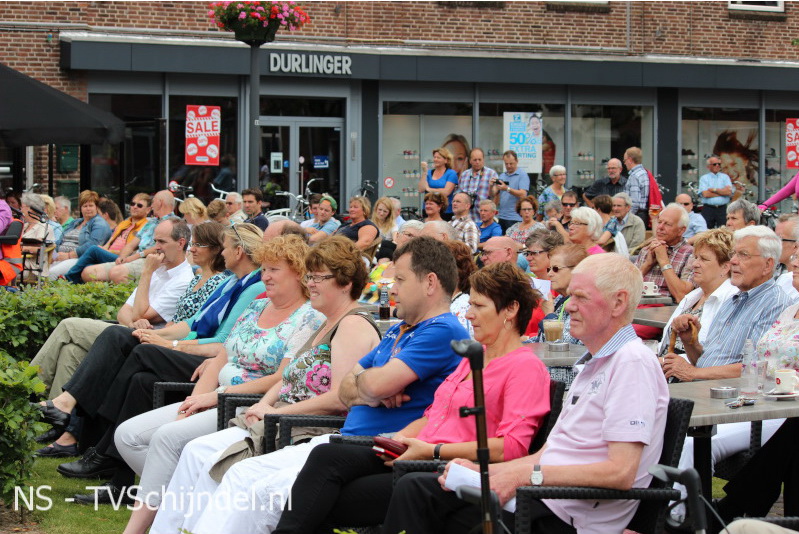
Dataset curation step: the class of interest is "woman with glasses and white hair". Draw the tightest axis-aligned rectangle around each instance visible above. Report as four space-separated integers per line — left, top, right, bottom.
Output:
567 206 606 255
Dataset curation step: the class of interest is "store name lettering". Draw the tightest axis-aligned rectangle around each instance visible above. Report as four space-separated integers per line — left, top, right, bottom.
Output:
269 53 352 76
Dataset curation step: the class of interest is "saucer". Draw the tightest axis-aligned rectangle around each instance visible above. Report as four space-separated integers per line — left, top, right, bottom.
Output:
763 390 799 400
641 291 660 297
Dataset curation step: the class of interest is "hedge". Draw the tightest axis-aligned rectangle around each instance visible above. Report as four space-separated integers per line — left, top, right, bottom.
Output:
0 280 136 362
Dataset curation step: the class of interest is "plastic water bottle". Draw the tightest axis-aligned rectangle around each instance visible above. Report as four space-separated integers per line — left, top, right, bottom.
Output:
740 339 758 398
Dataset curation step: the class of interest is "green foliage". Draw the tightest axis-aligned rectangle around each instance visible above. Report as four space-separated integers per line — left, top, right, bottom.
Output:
0 350 47 513
0 280 135 362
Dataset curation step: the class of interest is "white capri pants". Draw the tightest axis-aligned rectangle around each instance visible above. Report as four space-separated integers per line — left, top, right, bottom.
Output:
115 402 220 507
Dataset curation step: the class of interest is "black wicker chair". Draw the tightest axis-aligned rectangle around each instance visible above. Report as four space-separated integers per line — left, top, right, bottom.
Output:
514 397 694 534
152 381 195 409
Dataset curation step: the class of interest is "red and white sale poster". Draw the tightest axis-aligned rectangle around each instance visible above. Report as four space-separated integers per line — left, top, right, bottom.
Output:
185 105 220 166
786 119 799 169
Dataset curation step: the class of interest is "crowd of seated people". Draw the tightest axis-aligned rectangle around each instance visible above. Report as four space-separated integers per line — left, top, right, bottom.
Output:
20 157 799 534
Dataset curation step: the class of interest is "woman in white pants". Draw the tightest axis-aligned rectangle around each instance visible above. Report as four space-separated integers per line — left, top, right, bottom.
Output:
122 236 380 534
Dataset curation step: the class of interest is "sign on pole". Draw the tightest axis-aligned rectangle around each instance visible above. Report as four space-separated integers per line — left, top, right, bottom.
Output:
185 105 221 166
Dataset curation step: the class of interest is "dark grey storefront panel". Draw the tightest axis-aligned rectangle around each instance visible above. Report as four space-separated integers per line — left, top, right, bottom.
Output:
62 39 799 91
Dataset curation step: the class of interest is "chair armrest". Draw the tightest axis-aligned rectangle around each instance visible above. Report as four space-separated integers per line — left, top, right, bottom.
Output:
217 393 261 431
392 460 446 485
329 435 375 447
277 414 347 450
152 382 195 409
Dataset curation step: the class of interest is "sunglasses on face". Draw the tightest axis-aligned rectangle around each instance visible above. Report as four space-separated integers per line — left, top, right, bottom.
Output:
130 202 147 209
547 265 574 273
562 202 577 207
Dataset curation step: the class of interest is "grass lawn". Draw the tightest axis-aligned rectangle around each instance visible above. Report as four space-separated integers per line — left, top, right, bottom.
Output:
15 458 132 534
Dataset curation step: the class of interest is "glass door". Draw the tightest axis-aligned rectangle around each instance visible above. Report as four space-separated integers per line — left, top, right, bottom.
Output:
260 118 343 214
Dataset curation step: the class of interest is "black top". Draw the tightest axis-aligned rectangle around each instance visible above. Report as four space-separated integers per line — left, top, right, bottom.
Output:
336 219 377 242
583 176 627 200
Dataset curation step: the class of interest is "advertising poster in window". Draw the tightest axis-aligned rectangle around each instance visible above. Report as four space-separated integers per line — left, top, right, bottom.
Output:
185 105 221 166
786 119 799 169
503 112 542 173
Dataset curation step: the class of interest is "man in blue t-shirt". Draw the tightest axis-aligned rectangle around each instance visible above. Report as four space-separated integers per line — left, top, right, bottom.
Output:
491 150 530 233
339 235 467 434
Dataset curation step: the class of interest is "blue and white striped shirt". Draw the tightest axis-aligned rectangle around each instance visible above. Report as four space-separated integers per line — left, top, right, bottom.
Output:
575 324 640 366
696 279 797 368
625 164 650 212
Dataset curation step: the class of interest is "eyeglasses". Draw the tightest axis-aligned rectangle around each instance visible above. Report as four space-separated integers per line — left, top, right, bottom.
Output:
523 249 547 258
480 249 502 256
782 238 797 244
547 265 574 273
731 250 762 261
519 207 535 212
130 202 147 209
709 162 721 167
679 202 692 206
570 222 588 226
304 273 336 284
188 242 210 248
562 202 577 207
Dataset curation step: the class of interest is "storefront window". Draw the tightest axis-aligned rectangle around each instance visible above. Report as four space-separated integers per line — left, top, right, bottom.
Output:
764 109 799 212
260 97 343 117
168 96 238 205
479 103 565 191
382 101 473 210
571 104 654 192
89 94 162 208
682 107 759 203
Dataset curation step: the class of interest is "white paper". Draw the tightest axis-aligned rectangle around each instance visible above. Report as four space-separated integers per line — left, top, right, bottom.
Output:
444 462 517 513
531 278 551 301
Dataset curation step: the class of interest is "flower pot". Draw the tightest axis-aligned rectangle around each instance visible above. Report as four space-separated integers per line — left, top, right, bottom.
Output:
233 18 280 46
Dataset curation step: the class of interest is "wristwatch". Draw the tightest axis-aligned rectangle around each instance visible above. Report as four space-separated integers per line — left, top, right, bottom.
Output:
433 443 443 461
215 385 228 394
530 464 543 486
172 340 179 348
661 263 674 272
139 251 146 258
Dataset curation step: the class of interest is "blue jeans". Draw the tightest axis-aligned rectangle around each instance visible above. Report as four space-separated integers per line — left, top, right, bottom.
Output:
65 246 118 284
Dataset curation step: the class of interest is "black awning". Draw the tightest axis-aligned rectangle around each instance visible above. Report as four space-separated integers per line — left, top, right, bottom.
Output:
0 61 125 147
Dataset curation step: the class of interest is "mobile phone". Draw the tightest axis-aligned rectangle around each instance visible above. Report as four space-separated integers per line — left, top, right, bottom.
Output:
374 436 409 457
494 179 507 187
372 446 400 459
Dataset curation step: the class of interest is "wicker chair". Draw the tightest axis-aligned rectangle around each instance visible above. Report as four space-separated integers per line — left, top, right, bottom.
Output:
514 397 694 534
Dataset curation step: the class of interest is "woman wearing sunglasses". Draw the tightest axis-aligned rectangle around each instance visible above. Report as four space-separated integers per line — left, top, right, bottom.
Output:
534 244 588 344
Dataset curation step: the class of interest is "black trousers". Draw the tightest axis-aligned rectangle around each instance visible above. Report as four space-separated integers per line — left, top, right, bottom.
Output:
719 418 799 520
498 218 517 233
274 443 395 534
634 209 651 230
701 204 728 229
382 471 575 534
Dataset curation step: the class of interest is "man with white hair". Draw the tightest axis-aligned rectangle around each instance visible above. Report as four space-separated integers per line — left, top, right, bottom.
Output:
662 226 796 523
609 192 646 251
383 253 669 534
53 196 74 229
225 192 246 225
663 225 796 381
583 158 626 207
634 203 694 303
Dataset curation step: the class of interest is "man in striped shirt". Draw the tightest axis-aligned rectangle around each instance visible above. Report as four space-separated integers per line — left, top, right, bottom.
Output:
662 225 797 381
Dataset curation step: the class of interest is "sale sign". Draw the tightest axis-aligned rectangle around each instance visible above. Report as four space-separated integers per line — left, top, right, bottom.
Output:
787 119 799 169
185 105 220 166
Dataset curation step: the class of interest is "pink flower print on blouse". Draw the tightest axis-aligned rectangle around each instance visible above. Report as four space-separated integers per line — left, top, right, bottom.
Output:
306 363 331 395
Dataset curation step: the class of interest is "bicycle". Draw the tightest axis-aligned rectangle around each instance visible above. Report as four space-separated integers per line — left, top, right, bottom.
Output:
682 181 704 209
168 181 194 204
350 180 377 204
269 177 324 222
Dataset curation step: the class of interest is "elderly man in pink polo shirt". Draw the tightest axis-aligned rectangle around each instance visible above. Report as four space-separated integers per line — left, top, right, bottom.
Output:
382 253 670 534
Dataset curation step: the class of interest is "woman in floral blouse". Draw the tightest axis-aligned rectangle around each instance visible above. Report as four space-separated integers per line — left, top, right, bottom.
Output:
123 236 381 534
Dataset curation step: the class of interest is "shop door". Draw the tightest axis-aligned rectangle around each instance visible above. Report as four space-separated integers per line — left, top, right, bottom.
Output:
260 118 343 212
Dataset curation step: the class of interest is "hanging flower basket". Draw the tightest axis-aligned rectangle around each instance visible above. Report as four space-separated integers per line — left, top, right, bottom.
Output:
209 1 310 46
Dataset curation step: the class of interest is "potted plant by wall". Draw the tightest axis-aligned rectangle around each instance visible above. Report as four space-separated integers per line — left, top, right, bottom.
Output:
208 1 311 45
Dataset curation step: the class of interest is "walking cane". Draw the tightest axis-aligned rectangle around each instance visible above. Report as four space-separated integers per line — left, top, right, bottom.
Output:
451 339 501 534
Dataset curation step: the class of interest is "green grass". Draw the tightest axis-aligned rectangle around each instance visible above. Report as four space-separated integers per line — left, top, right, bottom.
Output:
14 458 132 534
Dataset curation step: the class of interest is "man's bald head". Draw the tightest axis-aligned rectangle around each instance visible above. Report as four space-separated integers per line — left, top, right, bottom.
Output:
263 219 308 243
481 236 516 266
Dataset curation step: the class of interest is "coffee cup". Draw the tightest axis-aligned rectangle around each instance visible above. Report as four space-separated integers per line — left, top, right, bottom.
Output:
642 281 658 295
774 369 799 394
543 319 564 343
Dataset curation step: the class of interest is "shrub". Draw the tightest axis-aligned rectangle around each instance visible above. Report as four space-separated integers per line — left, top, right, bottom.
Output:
0 280 136 362
0 350 46 517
